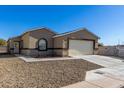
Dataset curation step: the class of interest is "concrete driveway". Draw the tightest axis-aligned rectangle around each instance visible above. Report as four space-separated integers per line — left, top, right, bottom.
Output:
74 55 124 68
64 55 124 88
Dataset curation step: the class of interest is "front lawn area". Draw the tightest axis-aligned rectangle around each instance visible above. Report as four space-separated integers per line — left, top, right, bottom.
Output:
0 54 102 88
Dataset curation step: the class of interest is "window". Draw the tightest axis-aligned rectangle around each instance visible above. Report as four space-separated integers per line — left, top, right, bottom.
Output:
38 39 47 51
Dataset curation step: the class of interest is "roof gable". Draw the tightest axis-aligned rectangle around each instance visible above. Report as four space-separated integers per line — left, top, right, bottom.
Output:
22 27 57 36
53 28 100 39
8 27 57 41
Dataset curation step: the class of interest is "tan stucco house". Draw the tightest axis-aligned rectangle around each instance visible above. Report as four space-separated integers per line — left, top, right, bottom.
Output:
7 27 100 57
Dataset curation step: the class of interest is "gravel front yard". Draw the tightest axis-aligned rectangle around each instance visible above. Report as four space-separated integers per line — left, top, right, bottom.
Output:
0 54 102 88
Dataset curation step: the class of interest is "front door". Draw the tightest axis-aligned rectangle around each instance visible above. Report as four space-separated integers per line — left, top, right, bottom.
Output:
14 42 20 54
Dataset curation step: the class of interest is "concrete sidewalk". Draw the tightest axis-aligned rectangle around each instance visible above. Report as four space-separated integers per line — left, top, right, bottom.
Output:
15 54 80 62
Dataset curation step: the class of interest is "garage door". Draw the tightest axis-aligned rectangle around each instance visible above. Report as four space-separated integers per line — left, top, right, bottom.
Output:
69 40 93 56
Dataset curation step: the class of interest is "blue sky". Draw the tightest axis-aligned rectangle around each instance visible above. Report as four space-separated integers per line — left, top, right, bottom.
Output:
0 5 124 45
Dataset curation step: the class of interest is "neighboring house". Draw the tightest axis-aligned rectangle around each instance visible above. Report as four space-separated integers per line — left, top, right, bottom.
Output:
7 27 100 57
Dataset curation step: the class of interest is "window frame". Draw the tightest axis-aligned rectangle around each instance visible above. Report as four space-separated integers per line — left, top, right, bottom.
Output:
38 38 47 51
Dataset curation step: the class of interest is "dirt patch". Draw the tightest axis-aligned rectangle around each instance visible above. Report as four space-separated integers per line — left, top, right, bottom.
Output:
0 54 103 88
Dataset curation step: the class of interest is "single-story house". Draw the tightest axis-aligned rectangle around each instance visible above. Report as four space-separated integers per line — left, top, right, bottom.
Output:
7 27 100 57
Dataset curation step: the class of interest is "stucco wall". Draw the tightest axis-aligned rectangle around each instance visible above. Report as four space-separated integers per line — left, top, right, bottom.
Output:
29 28 55 49
21 33 30 48
53 37 64 48
25 29 56 57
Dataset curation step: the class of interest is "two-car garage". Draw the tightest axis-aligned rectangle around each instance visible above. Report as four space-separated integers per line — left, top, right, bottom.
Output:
53 28 99 57
68 40 94 57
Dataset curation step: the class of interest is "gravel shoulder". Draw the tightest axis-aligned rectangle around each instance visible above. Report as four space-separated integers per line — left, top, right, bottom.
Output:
0 54 102 88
